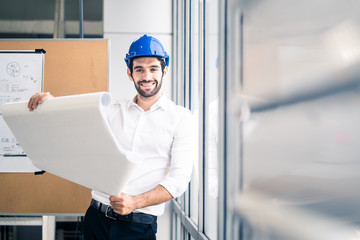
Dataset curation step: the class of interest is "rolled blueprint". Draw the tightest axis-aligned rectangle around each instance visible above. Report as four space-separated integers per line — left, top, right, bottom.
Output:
1 92 138 195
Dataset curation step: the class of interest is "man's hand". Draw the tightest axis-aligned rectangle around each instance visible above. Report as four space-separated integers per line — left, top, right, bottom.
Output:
110 193 137 215
28 92 53 111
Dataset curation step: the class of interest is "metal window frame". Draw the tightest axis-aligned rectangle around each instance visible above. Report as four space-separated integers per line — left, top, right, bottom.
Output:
172 201 209 240
218 0 227 239
198 0 206 236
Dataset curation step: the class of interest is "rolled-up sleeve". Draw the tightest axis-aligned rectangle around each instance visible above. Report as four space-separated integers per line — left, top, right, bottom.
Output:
159 110 197 198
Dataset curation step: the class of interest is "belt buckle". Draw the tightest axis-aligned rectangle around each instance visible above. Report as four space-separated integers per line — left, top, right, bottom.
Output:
105 205 116 220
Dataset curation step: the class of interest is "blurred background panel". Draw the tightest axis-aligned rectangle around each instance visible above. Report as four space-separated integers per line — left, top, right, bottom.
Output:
242 0 360 98
236 0 360 239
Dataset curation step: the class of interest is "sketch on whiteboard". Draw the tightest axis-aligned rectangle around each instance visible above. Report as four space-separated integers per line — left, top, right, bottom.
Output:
6 61 21 77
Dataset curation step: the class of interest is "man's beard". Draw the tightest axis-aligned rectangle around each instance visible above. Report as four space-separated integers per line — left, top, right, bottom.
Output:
134 78 163 98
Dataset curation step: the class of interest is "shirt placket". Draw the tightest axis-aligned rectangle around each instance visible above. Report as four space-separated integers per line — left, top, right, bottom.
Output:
132 111 144 152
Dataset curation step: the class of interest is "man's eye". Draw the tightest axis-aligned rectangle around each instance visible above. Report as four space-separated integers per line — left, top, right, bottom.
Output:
135 69 143 73
151 68 159 72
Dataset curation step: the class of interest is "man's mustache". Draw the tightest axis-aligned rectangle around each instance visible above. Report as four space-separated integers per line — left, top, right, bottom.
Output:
138 80 157 84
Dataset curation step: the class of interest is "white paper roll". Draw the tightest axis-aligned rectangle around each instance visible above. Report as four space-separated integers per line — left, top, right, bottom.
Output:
2 92 138 195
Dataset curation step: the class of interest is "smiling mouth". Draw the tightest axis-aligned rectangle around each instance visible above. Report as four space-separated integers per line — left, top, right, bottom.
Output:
140 81 156 88
141 82 155 86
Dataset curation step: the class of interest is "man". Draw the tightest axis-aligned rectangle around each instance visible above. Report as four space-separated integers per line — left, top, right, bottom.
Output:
28 35 196 239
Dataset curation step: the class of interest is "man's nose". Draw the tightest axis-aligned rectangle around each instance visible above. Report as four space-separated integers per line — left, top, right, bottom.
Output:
143 69 152 79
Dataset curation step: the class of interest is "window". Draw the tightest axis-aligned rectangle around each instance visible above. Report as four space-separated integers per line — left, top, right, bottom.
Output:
0 0 103 38
171 0 220 239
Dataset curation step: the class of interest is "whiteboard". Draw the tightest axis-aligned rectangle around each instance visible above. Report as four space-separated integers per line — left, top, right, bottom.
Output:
0 50 44 172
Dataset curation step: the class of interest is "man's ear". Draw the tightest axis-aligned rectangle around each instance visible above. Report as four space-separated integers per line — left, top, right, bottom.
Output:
127 68 133 81
163 66 169 77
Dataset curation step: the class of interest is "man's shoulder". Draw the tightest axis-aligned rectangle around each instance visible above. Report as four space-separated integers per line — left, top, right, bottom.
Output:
165 98 192 115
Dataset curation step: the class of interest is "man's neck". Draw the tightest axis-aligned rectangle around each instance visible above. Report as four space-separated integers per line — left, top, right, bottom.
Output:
136 92 162 111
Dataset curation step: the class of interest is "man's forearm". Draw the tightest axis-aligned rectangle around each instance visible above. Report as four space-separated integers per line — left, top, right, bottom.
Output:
110 185 173 215
133 185 173 209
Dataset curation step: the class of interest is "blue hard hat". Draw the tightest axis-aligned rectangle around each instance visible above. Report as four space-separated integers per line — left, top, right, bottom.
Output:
124 35 170 67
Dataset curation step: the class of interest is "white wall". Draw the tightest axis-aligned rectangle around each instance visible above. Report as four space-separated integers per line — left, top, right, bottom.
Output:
104 0 173 102
103 1 173 239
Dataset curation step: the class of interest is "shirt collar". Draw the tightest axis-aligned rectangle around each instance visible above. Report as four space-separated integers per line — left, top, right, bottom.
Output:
127 94 168 112
151 94 168 111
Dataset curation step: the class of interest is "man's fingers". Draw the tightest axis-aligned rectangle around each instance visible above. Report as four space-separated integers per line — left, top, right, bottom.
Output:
28 93 40 111
28 92 53 111
109 193 126 201
109 193 134 215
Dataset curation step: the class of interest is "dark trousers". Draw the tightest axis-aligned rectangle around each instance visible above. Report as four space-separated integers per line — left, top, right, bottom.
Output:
84 206 157 240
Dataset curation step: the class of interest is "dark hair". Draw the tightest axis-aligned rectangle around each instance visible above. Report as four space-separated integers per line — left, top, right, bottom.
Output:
128 56 166 76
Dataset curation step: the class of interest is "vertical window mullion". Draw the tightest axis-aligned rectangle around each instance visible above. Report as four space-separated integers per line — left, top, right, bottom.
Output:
197 0 205 235
218 0 227 239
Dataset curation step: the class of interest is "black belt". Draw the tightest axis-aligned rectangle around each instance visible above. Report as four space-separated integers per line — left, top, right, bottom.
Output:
90 199 156 224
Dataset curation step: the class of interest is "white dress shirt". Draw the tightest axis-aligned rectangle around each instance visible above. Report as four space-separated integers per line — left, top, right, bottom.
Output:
92 94 196 216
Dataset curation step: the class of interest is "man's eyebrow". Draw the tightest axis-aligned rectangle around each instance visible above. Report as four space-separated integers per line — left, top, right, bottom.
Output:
134 65 160 69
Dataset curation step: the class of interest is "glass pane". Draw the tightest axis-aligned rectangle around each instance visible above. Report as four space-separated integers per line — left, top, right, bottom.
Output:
190 0 200 225
204 0 219 238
